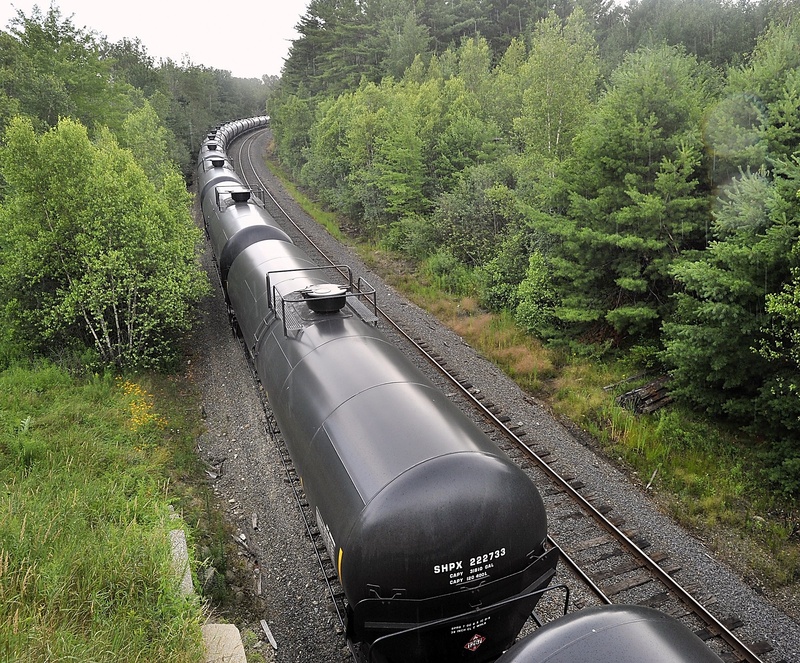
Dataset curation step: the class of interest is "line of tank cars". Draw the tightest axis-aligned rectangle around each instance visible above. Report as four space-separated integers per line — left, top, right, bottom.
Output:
197 117 726 663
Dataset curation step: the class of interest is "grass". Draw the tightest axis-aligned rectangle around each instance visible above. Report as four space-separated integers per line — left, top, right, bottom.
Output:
0 362 207 662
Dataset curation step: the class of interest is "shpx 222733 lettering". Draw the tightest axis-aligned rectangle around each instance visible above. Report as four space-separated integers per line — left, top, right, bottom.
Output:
434 548 507 575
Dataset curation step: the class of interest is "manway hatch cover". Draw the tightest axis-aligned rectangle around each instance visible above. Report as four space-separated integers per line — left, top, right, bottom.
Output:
266 265 378 334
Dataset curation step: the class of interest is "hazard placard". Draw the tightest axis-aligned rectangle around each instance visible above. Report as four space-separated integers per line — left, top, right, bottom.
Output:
464 633 486 652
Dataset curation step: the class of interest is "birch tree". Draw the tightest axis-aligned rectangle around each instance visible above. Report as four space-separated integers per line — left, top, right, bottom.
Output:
0 116 208 369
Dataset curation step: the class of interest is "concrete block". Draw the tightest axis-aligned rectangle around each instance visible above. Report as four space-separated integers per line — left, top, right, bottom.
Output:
202 623 247 663
169 528 194 597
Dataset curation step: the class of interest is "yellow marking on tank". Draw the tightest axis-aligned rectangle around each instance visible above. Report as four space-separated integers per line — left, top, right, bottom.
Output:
338 548 343 579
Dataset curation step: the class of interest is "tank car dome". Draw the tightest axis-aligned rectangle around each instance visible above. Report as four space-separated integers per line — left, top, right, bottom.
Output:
495 604 725 663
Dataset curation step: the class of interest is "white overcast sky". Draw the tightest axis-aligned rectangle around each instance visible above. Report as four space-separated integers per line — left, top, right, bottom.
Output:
1 0 311 78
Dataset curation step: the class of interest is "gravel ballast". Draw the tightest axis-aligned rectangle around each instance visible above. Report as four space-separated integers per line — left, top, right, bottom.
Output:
188 131 800 663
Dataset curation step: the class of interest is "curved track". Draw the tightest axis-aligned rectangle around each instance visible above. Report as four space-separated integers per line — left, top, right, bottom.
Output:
226 128 778 663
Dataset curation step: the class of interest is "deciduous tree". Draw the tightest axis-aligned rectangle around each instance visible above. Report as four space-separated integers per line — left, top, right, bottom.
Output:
1 6 135 132
0 117 208 369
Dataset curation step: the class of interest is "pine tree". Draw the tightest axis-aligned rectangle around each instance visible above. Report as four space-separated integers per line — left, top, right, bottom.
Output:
544 44 712 341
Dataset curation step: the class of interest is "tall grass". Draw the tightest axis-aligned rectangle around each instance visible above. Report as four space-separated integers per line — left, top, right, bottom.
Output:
0 363 205 662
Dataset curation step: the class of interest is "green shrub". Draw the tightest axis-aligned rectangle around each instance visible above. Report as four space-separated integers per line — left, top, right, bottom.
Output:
382 214 439 260
424 250 476 296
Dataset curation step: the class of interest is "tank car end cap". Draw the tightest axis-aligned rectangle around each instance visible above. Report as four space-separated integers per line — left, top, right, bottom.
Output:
495 604 726 663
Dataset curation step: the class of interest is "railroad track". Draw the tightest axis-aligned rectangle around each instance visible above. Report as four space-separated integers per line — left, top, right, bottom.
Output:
227 128 782 663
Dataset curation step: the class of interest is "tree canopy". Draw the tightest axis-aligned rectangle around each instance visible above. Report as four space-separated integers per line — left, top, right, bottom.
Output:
1 5 272 177
0 5 268 369
269 1 800 493
0 117 209 369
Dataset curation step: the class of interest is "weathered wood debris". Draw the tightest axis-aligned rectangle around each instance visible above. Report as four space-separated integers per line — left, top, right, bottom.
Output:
615 376 673 414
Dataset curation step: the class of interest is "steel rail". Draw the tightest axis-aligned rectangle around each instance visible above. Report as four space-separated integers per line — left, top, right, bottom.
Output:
233 128 764 663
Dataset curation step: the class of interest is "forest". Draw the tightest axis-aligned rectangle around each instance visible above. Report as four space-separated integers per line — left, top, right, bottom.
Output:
0 2 798 495
0 6 271 368
267 0 800 496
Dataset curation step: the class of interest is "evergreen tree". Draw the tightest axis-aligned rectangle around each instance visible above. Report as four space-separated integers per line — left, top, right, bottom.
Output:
379 5 431 78
282 0 382 98
611 0 770 68
544 44 713 341
764 236 800 372
662 168 797 416
662 20 800 452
